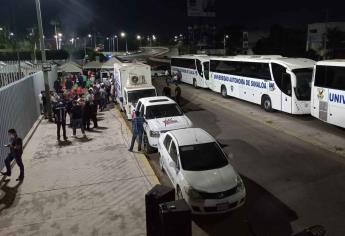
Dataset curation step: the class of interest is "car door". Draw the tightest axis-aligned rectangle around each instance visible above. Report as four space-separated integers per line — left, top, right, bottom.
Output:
166 139 179 186
161 134 172 170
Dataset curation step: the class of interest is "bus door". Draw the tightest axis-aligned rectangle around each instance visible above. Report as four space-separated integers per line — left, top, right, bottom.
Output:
203 61 210 88
281 73 292 113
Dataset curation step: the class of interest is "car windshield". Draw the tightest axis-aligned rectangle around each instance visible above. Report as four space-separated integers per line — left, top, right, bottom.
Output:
293 68 313 101
179 142 229 171
127 89 156 104
146 104 183 119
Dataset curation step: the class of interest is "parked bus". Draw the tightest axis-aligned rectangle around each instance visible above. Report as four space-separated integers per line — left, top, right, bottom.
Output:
209 55 316 114
170 55 210 88
311 60 345 128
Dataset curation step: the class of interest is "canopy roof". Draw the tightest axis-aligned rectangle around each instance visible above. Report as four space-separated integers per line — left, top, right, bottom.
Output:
83 60 103 69
58 61 82 73
101 57 121 69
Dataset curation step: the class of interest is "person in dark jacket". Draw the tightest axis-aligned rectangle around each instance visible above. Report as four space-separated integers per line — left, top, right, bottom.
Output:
175 83 182 106
162 83 171 98
70 100 86 138
54 100 68 142
1 129 24 181
65 77 73 91
128 110 145 152
83 101 92 131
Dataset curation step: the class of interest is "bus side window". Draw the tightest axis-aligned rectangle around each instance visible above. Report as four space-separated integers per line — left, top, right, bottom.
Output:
196 59 203 76
282 73 292 96
272 63 287 91
203 62 210 80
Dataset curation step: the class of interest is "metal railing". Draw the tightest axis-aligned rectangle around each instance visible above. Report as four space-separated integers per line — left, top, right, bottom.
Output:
0 60 41 88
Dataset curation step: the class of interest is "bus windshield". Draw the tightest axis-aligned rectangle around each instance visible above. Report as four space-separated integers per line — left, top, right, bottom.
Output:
293 68 313 101
127 89 156 104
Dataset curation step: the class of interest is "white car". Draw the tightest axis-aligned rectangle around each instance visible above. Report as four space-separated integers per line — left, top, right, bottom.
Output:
158 128 246 214
135 96 193 154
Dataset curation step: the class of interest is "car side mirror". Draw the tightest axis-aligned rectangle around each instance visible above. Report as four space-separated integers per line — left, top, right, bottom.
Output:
227 152 234 160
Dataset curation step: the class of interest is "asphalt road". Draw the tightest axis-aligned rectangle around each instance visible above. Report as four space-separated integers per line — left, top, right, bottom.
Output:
142 78 345 236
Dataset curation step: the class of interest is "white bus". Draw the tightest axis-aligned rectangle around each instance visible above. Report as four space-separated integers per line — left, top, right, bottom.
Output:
209 55 316 114
170 55 210 88
311 60 345 128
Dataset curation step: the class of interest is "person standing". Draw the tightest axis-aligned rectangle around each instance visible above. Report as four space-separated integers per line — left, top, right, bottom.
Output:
1 129 24 181
175 83 182 106
65 77 73 91
99 85 107 111
53 100 68 142
128 111 145 152
70 100 86 138
162 83 171 98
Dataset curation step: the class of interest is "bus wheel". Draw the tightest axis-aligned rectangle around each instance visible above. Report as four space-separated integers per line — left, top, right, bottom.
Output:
262 96 272 112
193 79 198 88
221 86 227 98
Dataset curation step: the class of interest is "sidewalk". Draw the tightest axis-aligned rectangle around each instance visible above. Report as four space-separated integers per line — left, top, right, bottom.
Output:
0 106 159 235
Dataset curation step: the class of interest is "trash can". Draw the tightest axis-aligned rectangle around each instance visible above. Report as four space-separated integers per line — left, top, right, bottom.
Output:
145 184 175 236
159 199 192 236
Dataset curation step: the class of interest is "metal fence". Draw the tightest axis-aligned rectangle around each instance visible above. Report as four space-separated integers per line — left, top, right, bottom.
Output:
0 66 57 171
0 61 41 88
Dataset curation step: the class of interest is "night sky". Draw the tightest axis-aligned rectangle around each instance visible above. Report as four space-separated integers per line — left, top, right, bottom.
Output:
0 0 345 38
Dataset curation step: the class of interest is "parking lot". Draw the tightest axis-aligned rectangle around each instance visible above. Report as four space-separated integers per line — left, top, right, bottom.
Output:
120 76 345 236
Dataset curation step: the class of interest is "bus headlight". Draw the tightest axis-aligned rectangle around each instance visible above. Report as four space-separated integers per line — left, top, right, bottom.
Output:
150 131 160 138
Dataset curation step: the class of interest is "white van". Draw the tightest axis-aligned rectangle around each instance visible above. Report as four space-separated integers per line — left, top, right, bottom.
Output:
114 62 157 119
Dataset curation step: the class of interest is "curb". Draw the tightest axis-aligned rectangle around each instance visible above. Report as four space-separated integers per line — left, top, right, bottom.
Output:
0 115 44 184
112 108 160 187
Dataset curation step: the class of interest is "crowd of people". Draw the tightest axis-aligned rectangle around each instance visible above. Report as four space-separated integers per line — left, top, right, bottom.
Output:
40 71 116 142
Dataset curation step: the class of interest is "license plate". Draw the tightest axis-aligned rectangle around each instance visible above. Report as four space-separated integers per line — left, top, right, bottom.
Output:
216 203 229 211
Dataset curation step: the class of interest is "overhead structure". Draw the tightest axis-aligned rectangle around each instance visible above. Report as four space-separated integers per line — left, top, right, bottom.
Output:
58 61 82 73
101 57 121 70
83 60 103 70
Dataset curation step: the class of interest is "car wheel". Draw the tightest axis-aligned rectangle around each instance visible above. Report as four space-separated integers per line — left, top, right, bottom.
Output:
143 134 154 154
262 95 272 112
221 85 227 98
176 186 183 200
193 79 198 89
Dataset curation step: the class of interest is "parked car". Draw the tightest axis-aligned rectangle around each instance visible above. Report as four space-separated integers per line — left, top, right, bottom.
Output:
158 128 246 214
135 96 193 153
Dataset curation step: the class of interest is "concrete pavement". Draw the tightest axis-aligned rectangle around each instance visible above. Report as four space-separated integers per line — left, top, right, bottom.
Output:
0 106 159 235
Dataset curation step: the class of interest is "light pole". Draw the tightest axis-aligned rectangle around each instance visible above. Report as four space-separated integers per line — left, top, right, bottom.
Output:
35 0 52 121
224 35 229 55
88 34 92 47
121 32 127 52
58 33 62 50
106 37 110 51
137 35 142 47
114 35 118 52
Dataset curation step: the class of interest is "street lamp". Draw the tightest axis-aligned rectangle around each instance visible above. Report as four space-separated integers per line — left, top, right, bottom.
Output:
88 34 92 47
114 35 118 52
34 0 52 121
121 32 127 52
137 35 142 47
224 35 229 55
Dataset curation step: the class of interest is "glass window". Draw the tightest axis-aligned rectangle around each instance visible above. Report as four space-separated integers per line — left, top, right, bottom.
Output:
179 142 229 171
171 58 196 69
314 66 327 87
211 60 271 80
325 66 345 91
281 74 292 96
169 141 178 163
272 63 287 91
163 135 172 150
127 89 156 104
196 59 203 76
293 68 313 101
145 104 183 119
203 62 210 80
315 66 345 91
